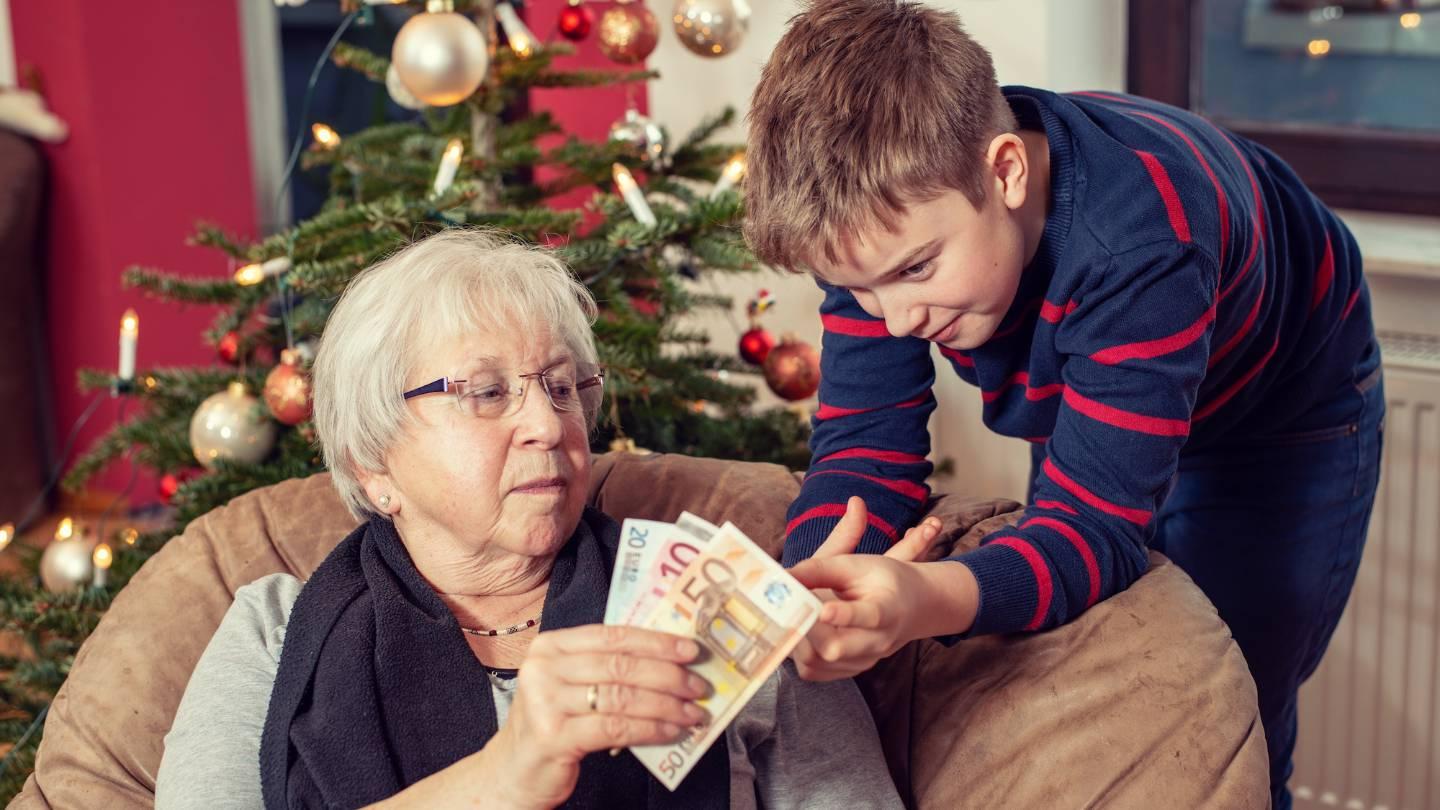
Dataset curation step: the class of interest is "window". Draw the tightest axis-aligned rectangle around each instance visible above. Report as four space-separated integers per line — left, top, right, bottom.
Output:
1128 0 1440 216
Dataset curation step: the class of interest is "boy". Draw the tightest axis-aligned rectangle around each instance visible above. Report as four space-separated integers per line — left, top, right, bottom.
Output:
747 3 1384 808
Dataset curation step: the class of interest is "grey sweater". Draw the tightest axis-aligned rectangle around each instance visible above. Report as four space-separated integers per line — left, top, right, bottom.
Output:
155 573 903 810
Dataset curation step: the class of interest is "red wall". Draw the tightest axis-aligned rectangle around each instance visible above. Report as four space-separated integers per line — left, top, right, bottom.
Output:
10 0 259 499
10 0 639 505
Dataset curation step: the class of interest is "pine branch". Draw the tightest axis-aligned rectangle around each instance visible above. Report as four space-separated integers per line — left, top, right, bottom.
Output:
121 266 248 306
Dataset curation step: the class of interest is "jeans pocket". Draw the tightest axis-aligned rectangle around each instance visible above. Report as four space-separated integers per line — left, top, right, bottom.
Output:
1247 422 1359 448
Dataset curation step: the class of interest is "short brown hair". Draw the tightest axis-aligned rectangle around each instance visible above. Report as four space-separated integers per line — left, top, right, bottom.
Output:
744 0 1017 272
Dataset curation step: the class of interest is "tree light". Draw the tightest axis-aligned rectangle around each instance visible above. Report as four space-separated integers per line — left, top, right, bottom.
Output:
118 309 139 383
311 123 341 150
612 163 657 227
496 3 537 59
432 139 465 196
234 257 293 286
709 155 746 199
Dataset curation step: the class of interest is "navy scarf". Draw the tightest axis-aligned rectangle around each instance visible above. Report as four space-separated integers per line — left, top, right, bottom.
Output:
259 507 729 809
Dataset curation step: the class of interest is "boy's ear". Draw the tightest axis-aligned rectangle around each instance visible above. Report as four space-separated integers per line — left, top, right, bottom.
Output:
985 133 1029 212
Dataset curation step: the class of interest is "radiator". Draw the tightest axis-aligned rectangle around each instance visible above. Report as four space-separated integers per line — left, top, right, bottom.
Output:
1293 331 1440 810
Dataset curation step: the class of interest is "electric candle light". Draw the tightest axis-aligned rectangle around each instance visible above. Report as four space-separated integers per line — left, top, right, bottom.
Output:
611 163 657 227
496 3 537 59
311 123 341 150
122 527 139 546
234 257 293 286
55 517 74 542
432 139 465 196
118 309 139 384
710 155 746 199
92 543 113 588
0 523 13 552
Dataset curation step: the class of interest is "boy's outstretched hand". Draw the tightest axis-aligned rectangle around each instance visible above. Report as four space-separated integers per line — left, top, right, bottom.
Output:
789 497 979 681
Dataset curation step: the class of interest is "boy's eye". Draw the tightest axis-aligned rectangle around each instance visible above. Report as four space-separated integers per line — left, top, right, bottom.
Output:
900 259 934 279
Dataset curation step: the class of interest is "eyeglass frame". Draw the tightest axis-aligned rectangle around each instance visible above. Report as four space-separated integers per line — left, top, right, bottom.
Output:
401 365 605 419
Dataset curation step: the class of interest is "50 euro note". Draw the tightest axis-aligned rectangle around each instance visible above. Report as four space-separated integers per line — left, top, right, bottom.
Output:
629 522 821 790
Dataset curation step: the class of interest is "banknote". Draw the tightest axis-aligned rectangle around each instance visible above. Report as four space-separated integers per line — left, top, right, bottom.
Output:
618 512 718 626
605 518 674 626
628 522 821 790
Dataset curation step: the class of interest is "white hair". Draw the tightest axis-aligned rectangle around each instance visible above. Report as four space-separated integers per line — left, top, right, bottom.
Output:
311 228 600 520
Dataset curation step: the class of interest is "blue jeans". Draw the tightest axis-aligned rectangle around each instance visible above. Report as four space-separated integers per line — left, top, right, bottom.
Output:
1029 344 1384 810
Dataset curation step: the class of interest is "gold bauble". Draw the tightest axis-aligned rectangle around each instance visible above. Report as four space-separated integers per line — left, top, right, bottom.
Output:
41 535 95 593
598 2 660 65
671 0 751 57
391 10 489 107
190 382 278 470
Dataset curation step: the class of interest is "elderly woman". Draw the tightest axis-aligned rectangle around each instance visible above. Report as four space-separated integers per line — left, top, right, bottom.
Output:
154 230 902 809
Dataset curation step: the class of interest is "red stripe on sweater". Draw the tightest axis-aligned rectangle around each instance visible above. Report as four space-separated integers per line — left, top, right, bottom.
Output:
1034 499 1078 515
1341 288 1361 321
1193 336 1280 421
1209 271 1265 370
785 503 898 540
822 313 891 338
1131 111 1230 266
982 371 1064 404
1311 234 1335 313
815 392 930 421
939 346 975 367
817 447 927 466
1089 302 1216 365
1022 516 1101 608
808 469 928 502
1039 299 1076 324
989 536 1052 631
1063 387 1191 437
1043 457 1153 526
1135 151 1192 243
1069 91 1133 103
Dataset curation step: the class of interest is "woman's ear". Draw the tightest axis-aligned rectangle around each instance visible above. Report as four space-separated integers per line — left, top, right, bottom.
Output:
985 132 1029 212
358 469 399 515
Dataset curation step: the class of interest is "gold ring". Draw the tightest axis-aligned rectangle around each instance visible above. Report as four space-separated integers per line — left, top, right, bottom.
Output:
586 683 600 712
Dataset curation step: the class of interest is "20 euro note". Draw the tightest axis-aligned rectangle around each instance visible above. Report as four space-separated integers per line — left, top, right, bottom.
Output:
629 522 821 790
605 519 675 625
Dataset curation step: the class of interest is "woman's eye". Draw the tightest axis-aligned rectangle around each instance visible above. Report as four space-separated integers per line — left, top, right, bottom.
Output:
469 385 507 402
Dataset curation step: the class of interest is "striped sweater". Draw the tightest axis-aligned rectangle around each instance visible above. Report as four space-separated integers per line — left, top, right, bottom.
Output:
782 87 1374 638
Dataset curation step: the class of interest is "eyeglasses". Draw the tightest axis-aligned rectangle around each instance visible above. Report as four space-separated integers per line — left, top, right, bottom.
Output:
403 362 604 420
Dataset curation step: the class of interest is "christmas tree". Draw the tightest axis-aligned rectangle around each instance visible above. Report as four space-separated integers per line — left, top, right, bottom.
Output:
0 1 810 797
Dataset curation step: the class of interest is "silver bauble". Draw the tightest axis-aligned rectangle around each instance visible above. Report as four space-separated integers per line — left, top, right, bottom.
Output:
672 0 751 58
385 63 427 111
391 10 489 107
41 535 94 593
609 108 668 170
190 382 278 470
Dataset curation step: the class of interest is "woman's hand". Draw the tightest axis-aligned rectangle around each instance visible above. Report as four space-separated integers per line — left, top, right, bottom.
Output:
488 625 710 809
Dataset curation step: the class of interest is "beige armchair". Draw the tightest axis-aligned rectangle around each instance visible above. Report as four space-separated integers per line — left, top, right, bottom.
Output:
12 452 1268 808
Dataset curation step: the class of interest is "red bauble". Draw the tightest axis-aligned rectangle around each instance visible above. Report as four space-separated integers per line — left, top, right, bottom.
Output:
557 2 594 41
159 473 180 503
763 337 821 401
218 331 241 364
263 349 313 426
738 327 776 366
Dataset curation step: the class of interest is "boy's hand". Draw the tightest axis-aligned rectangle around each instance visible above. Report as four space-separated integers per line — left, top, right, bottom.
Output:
789 498 975 681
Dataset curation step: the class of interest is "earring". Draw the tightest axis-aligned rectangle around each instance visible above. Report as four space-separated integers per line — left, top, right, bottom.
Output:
378 494 392 509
